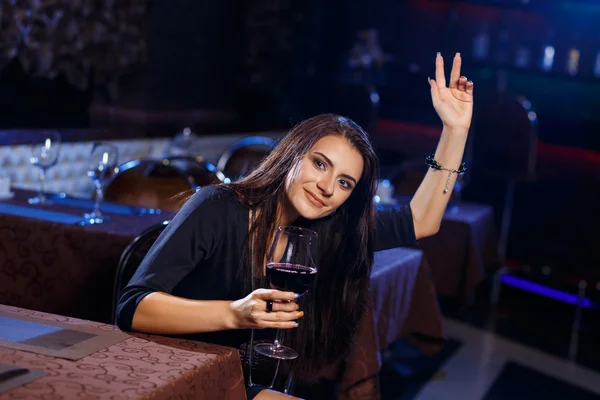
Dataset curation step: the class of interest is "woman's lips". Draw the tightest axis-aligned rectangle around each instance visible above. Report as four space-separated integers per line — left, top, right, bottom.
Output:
304 190 325 207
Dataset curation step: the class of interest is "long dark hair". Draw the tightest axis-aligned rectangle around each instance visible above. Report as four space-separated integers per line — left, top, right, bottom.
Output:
226 114 380 379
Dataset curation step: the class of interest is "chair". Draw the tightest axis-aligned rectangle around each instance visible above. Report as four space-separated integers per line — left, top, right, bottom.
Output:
476 94 584 355
216 136 278 181
479 95 600 361
473 94 537 265
111 220 170 325
470 94 536 285
165 156 226 187
104 158 217 212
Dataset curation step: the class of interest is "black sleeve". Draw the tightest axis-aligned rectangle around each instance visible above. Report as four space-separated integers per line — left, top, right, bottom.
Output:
115 186 229 331
374 204 418 251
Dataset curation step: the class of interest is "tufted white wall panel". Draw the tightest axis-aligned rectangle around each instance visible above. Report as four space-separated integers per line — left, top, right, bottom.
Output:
0 131 283 198
0 138 171 198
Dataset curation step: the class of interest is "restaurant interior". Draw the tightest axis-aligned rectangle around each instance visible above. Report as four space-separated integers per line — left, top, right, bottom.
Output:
0 0 599 398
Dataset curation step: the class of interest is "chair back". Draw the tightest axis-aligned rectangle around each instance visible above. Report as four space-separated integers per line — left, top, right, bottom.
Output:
216 136 277 181
472 94 538 181
112 220 169 324
104 159 195 211
165 156 226 187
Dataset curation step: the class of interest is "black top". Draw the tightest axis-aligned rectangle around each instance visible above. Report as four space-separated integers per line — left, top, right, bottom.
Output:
116 186 417 348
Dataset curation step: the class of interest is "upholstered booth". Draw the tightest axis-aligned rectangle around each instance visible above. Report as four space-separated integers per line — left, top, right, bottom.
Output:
0 131 284 199
0 138 170 198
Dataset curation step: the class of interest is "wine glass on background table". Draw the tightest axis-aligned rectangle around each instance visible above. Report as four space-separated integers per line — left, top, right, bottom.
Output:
83 142 118 224
28 131 61 205
254 226 318 360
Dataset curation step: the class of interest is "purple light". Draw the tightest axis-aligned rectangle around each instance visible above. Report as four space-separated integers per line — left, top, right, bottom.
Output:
501 275 596 309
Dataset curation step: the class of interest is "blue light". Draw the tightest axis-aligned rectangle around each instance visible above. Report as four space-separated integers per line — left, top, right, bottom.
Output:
542 46 555 72
369 91 380 105
501 275 596 309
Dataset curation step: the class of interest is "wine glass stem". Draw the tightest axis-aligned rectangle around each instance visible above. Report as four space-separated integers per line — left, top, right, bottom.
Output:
272 329 284 352
94 183 104 217
38 168 46 203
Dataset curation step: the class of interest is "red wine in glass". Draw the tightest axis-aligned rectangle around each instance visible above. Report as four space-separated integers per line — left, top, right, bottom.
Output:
266 262 317 292
254 226 318 360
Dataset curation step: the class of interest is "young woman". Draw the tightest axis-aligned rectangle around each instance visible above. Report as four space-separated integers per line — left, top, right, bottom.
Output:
116 53 473 399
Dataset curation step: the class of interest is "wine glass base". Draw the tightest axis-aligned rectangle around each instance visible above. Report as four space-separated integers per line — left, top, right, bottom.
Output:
82 213 109 225
254 343 298 360
28 196 51 205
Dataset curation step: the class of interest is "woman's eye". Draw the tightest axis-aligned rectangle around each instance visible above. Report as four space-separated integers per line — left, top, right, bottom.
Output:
339 179 350 189
314 159 325 169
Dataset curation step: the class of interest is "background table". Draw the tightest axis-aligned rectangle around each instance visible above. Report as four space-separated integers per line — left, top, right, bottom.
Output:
0 189 173 323
371 247 445 358
420 202 499 299
0 304 246 400
387 198 499 299
304 247 445 399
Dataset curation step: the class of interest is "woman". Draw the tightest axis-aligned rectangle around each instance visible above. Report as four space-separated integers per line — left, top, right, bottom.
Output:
116 53 473 399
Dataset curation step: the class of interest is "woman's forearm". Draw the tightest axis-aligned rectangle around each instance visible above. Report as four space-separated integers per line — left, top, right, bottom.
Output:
131 291 237 334
410 127 468 239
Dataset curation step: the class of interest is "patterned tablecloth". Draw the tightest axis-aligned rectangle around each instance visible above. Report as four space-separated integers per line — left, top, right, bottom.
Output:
0 189 173 323
0 305 246 400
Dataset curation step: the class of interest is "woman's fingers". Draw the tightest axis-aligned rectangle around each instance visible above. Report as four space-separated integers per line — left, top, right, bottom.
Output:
458 76 468 91
261 310 303 322
251 299 298 313
253 288 297 301
251 310 302 329
268 321 300 329
429 77 440 104
435 53 446 87
249 305 303 328
272 301 299 312
466 80 474 96
449 53 462 88
246 289 304 329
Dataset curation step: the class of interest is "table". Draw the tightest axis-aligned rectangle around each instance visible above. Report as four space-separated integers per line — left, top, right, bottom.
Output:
0 305 246 400
420 202 499 299
385 198 499 299
310 247 444 399
0 189 446 398
0 189 173 323
371 247 445 358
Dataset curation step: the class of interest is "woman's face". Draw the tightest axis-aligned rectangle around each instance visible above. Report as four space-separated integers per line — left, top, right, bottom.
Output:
285 135 364 220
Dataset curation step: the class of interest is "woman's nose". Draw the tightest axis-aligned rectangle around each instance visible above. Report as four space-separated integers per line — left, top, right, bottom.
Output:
316 176 334 196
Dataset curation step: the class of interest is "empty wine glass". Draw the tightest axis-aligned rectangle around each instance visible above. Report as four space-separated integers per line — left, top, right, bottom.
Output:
83 142 118 224
254 226 318 360
28 131 61 205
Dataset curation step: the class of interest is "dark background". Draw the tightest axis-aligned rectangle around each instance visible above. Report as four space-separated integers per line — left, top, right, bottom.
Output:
1 0 599 152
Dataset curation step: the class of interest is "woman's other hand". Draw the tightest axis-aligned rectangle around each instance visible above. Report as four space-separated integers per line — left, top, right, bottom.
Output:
230 289 302 330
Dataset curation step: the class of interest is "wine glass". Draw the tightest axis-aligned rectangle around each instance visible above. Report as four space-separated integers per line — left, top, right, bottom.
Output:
83 142 118 224
28 131 61 205
254 226 318 360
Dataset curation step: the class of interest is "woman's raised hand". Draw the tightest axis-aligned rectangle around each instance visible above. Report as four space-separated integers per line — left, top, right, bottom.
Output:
429 52 474 134
230 288 302 330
